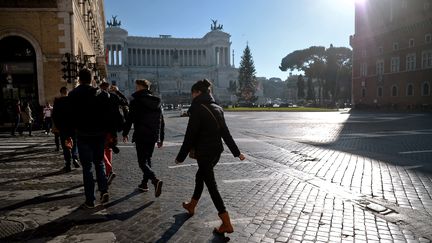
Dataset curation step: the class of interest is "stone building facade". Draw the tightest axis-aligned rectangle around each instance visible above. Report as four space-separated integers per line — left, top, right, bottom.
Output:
104 21 238 105
350 0 432 109
0 0 106 124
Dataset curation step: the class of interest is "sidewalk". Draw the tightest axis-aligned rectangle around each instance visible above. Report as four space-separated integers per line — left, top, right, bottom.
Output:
1 129 432 242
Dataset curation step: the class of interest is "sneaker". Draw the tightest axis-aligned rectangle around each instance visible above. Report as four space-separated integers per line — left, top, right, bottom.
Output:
62 166 71 172
153 179 163 198
138 183 149 192
72 159 80 168
80 201 95 209
107 172 116 185
100 192 109 204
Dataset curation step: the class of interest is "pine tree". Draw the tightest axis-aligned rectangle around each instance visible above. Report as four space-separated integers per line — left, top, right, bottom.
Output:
306 77 315 101
237 45 258 104
297 74 305 99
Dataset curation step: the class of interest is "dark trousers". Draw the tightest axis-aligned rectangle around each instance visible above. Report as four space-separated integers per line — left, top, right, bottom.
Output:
44 117 52 133
60 133 78 167
135 141 156 185
192 154 226 214
24 123 32 136
77 135 107 203
11 115 20 135
54 133 60 150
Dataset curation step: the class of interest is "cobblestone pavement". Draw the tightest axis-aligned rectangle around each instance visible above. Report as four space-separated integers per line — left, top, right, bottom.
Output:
0 111 432 242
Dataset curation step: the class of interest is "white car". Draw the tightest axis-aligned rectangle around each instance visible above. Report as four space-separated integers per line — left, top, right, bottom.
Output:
180 104 191 117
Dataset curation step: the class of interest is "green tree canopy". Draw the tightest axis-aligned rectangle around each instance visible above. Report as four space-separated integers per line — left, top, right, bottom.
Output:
279 45 352 103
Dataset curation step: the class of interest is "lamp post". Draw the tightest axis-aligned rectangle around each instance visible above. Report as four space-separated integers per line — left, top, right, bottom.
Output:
61 53 78 83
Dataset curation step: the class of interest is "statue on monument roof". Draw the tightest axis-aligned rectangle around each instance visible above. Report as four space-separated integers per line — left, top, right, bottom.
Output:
107 15 121 27
211 19 223 31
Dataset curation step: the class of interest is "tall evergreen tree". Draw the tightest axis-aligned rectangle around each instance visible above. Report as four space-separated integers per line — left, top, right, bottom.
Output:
237 45 258 104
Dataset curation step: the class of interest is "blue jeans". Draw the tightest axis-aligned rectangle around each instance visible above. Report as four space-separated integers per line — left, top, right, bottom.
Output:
77 135 107 203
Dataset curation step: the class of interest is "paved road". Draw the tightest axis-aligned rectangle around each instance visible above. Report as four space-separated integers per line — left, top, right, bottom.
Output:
1 111 432 242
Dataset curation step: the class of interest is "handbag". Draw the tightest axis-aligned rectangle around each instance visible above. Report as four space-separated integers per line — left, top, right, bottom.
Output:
188 104 221 160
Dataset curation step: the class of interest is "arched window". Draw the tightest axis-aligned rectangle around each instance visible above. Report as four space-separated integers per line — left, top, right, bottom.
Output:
377 87 383 97
423 82 430 96
391 86 398 97
407 84 414 96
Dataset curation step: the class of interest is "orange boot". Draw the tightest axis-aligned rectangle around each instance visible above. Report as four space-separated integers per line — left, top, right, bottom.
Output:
214 211 234 234
182 198 198 216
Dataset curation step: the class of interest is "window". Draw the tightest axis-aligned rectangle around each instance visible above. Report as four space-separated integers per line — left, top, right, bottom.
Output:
361 49 367 57
391 86 398 97
406 54 416 71
409 39 415 48
423 82 430 96
393 42 399 51
361 88 366 98
407 84 414 96
426 33 432 44
391 57 400 72
378 87 383 97
376 59 384 74
360 63 368 76
378 46 383 55
422 50 432 68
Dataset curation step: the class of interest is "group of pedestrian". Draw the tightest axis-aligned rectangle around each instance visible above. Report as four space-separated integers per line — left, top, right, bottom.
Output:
51 68 127 208
50 67 245 235
10 100 55 137
11 100 34 136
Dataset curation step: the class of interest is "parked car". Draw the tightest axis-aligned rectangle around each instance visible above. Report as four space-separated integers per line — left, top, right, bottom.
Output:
180 104 191 117
163 104 174 111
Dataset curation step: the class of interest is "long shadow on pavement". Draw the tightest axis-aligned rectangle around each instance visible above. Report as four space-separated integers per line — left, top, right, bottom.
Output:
0 168 70 187
2 190 152 242
155 212 191 243
0 184 83 211
0 145 55 163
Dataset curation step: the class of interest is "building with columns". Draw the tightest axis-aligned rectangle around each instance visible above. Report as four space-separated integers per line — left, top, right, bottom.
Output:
104 19 238 105
350 0 432 109
0 0 107 125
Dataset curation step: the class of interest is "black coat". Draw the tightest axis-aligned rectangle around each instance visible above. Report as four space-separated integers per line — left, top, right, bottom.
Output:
67 84 111 137
122 89 165 143
52 96 70 133
176 93 240 162
97 90 127 134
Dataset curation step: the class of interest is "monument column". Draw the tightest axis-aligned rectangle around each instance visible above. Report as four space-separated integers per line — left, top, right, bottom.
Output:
110 45 115 65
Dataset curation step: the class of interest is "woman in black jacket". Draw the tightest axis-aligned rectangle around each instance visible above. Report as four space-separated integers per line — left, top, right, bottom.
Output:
175 79 245 234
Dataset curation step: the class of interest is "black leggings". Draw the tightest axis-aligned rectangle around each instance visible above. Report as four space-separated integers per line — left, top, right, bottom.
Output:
192 154 226 214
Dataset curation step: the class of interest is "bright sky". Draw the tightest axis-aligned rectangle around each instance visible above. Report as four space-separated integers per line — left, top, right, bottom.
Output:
104 0 355 80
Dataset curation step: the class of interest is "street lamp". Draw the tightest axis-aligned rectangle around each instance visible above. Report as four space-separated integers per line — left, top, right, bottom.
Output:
61 53 78 83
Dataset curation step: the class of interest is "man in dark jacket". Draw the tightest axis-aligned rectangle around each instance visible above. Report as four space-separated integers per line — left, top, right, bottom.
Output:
52 86 79 172
67 68 110 208
122 79 164 197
